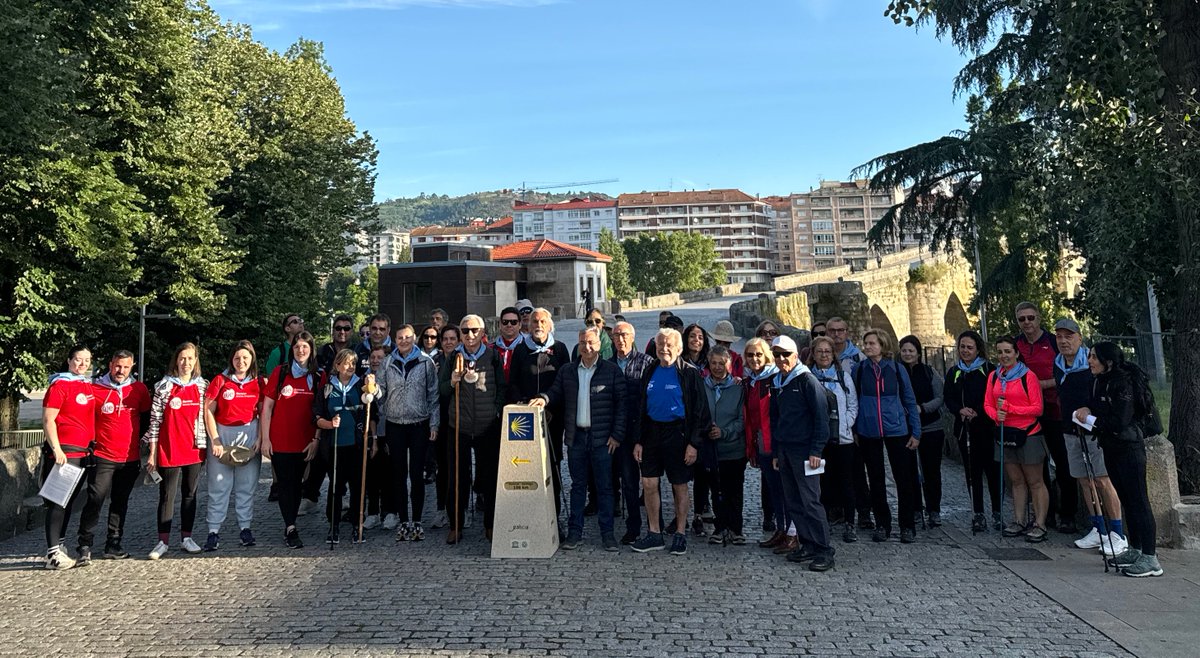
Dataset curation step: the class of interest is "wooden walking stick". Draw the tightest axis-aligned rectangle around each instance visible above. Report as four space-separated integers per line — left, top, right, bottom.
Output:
357 381 374 543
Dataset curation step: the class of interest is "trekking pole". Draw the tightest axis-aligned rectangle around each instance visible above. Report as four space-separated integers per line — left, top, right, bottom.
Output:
1077 428 1111 573
453 353 463 543
958 421 973 507
998 397 1006 533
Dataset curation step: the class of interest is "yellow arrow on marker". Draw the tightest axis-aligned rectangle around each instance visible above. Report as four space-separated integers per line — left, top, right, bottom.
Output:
511 457 531 466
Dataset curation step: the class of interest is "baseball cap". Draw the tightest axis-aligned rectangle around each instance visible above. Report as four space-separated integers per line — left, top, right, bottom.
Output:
515 299 534 313
1054 318 1081 334
770 335 799 354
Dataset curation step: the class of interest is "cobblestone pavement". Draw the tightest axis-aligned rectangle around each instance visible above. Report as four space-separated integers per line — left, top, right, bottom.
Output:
0 449 1143 658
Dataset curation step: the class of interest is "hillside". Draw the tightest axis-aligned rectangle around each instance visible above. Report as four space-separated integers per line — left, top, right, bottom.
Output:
376 190 612 229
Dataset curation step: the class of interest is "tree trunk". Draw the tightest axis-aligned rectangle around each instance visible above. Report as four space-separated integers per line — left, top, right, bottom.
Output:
0 395 20 432
1160 0 1200 494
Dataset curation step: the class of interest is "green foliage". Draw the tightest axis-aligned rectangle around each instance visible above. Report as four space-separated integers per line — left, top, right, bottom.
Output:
323 266 379 332
597 228 634 300
623 232 728 296
376 190 611 229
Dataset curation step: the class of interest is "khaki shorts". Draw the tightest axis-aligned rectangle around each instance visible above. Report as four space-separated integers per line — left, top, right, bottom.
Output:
995 434 1046 465
1066 433 1107 478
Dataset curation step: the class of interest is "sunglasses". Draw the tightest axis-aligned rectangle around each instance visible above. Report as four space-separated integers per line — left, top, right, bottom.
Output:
461 327 482 335
1017 315 1037 322
812 330 826 337
519 309 533 315
500 319 520 326
422 334 438 340
772 351 793 359
761 330 779 337
586 318 604 326
288 317 303 326
334 325 352 332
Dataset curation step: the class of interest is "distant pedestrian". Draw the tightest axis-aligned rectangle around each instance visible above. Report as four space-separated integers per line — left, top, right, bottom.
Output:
944 330 1000 532
41 346 96 570
145 343 208 560
898 335 945 528
262 331 322 549
201 341 264 552
985 335 1048 542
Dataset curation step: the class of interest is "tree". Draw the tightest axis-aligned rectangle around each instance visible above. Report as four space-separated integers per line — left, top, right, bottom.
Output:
597 228 634 300
623 232 728 296
875 0 1200 491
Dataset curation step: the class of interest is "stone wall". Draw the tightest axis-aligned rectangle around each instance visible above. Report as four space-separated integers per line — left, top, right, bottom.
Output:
0 447 43 538
525 261 580 319
617 283 745 312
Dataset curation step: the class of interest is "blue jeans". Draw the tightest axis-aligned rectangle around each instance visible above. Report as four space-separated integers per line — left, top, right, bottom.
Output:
567 428 614 538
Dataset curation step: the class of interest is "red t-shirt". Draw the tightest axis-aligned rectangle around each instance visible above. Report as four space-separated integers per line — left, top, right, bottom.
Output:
93 380 151 463
1016 330 1059 417
265 367 319 453
157 382 204 468
206 373 263 426
44 378 96 458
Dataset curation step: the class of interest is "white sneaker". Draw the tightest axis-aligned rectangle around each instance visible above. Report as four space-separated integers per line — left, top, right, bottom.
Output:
1100 532 1129 557
363 514 380 529
430 510 449 529
463 509 473 529
181 537 202 554
148 541 169 560
1074 527 1102 549
45 546 76 570
297 498 318 516
382 513 399 531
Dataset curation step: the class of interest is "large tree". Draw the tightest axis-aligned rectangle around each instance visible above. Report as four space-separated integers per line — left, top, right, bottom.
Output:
871 0 1200 491
597 228 634 300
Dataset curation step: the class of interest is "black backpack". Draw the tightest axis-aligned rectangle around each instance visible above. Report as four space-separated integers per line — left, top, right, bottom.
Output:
815 370 848 443
1132 370 1163 437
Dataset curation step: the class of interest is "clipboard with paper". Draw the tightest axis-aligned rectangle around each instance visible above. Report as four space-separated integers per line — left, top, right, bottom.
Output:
38 462 85 507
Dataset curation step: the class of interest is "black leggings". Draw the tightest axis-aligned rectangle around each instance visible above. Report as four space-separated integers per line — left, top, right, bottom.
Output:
157 463 202 537
43 456 87 550
78 458 140 548
958 421 1001 517
323 444 362 528
712 458 746 534
385 420 430 523
272 452 307 529
447 425 500 531
1104 441 1156 556
912 430 945 515
861 436 919 532
822 442 857 522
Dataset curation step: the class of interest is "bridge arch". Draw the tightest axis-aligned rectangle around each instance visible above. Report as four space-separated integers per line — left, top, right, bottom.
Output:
943 291 971 341
869 304 898 343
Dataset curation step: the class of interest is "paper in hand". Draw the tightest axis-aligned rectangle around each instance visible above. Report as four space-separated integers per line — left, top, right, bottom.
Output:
38 462 85 507
805 458 827 476
1073 414 1096 432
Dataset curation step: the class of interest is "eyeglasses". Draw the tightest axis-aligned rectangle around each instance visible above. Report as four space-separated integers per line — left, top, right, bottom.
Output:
1017 315 1037 322
334 325 352 332
500 319 520 326
461 327 482 335
827 327 847 335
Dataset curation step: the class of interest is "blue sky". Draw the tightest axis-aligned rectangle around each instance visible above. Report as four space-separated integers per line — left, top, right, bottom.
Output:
210 0 970 202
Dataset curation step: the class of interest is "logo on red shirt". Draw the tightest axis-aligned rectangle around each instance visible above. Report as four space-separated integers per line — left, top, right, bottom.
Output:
101 402 116 414
75 393 88 405
169 397 182 410
281 385 295 398
222 388 236 401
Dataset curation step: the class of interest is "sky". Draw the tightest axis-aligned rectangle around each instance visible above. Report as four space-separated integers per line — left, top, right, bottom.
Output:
209 0 971 202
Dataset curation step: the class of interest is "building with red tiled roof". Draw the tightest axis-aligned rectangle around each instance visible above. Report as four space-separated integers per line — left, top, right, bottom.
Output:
409 217 514 246
492 238 611 264
617 189 772 285
511 198 617 252
493 238 610 318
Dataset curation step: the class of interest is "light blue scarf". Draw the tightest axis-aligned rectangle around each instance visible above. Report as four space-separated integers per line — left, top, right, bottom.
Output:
523 333 556 354
772 363 812 389
164 375 198 388
456 343 487 363
997 362 1030 393
290 360 310 380
811 365 841 393
839 342 863 363
331 374 360 395
391 346 420 366
749 364 779 383
957 356 986 373
705 374 736 402
95 373 131 391
48 372 90 386
1054 347 1089 384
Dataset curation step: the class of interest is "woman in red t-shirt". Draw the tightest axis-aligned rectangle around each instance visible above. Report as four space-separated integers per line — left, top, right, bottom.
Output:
145 342 208 560
262 331 321 549
41 345 96 570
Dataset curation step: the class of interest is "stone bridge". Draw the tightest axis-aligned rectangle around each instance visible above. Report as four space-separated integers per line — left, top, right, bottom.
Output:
730 246 976 349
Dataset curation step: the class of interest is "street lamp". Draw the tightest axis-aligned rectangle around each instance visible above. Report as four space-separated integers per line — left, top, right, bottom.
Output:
138 304 173 382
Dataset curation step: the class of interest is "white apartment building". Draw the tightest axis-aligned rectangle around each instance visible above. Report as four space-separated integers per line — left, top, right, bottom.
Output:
510 198 618 252
355 227 411 272
617 189 772 285
408 217 514 247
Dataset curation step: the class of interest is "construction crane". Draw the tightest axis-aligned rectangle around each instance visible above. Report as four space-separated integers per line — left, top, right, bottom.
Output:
516 179 618 200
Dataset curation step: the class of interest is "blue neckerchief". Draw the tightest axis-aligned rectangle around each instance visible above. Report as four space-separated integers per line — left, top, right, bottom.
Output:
957 356 986 373
391 346 419 366
705 374 736 402
290 360 309 379
456 343 487 363
421 347 439 358
772 363 811 388
997 362 1030 393
96 373 131 391
750 364 779 383
493 335 521 351
839 343 862 363
331 374 360 395
1054 347 1089 384
523 333 556 354
48 372 90 386
811 364 841 393
222 369 254 385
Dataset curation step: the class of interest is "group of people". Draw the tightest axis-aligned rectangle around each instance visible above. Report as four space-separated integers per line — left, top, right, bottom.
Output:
39 299 1163 577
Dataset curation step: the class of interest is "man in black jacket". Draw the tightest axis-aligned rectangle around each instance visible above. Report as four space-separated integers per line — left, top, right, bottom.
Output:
631 328 710 556
532 327 627 551
611 321 655 545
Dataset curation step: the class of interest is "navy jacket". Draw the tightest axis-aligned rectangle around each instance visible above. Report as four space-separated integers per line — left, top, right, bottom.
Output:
768 366 829 457
542 358 627 447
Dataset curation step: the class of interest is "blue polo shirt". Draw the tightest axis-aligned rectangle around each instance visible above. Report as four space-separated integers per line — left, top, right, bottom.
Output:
646 365 685 422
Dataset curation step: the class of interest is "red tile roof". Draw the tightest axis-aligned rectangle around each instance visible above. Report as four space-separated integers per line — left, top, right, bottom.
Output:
492 239 612 263
512 198 617 212
617 189 760 206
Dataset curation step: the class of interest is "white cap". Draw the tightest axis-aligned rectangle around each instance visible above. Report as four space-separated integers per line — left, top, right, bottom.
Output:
770 335 798 354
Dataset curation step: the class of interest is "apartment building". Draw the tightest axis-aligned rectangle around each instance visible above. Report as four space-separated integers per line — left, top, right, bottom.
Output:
510 198 618 252
354 227 410 272
789 180 905 272
763 196 794 275
617 189 772 285
408 217 514 247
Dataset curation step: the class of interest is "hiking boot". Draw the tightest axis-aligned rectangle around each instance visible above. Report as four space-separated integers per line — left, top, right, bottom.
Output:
1002 522 1027 537
809 553 835 572
900 528 916 544
284 527 303 549
774 536 799 554
971 514 987 533
620 530 639 545
843 526 858 543
202 532 220 552
1024 525 1048 543
75 546 92 567
239 528 256 547
602 534 619 552
759 530 786 548
669 533 687 556
872 527 891 543
1123 553 1163 578
631 532 665 553
1108 547 1142 569
45 546 75 570
103 539 129 560
561 534 582 550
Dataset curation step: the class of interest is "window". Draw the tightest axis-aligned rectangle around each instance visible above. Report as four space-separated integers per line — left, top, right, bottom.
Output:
840 196 864 206
815 246 836 256
814 234 835 244
811 209 833 219
474 280 495 296
813 220 833 231
793 197 807 205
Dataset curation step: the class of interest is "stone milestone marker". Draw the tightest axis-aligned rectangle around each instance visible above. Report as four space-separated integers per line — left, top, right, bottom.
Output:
492 404 559 558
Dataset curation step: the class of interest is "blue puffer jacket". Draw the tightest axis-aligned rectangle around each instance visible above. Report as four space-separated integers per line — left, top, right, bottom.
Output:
852 358 922 439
